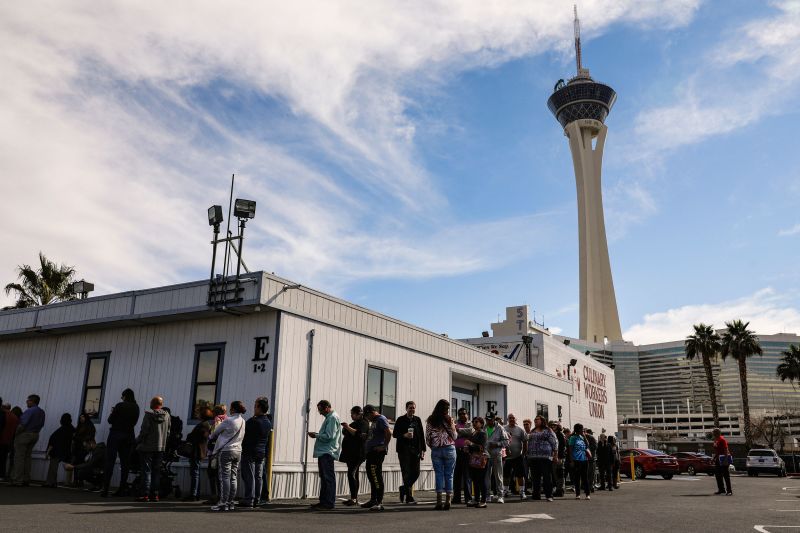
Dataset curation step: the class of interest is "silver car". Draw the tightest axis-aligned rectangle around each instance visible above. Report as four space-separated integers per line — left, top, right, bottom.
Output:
746 449 786 477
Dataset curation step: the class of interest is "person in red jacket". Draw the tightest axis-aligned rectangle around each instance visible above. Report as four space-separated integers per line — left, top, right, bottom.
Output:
712 428 733 496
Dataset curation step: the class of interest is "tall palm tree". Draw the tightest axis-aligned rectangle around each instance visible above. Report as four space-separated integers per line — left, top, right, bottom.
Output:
777 344 800 389
4 252 77 308
720 319 763 448
684 323 722 428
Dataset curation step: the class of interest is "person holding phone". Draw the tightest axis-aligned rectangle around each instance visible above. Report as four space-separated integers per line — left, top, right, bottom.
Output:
307 400 342 510
393 400 426 504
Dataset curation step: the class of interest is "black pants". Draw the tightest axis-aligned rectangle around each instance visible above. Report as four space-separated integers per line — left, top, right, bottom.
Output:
588 459 596 491
76 467 102 487
317 454 336 507
612 462 620 487
715 463 732 494
346 459 363 499
529 457 553 498
366 451 385 504
598 462 613 489
207 457 218 497
0 443 9 478
573 460 590 496
469 466 488 503
103 430 134 491
454 449 471 501
398 449 420 493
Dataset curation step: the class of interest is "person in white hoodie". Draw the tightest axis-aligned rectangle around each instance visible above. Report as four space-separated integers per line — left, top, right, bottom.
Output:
210 400 246 512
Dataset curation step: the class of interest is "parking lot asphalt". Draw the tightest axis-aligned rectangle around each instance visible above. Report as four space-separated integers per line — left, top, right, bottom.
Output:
1 475 799 533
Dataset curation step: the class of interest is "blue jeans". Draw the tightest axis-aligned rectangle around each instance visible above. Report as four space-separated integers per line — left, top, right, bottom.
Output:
431 445 457 494
140 451 163 497
317 454 336 507
217 450 241 506
189 457 201 497
241 455 265 505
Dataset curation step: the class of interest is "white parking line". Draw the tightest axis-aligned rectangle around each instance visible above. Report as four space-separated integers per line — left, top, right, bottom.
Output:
755 527 800 532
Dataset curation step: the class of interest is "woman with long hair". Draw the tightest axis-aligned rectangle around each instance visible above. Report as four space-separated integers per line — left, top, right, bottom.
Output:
464 416 489 508
425 399 457 510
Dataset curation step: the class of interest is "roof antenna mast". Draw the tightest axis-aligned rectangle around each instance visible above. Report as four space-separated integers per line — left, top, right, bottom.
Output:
574 4 583 74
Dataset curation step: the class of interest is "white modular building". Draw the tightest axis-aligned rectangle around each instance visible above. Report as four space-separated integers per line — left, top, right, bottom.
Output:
0 272 603 499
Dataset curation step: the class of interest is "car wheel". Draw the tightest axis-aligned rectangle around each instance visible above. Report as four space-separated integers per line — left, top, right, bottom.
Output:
634 465 646 479
662 474 673 480
687 466 696 476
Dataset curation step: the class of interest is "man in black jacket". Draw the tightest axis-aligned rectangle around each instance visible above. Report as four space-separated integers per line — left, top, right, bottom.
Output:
102 388 140 497
585 429 598 492
65 438 106 491
392 401 426 504
550 421 566 497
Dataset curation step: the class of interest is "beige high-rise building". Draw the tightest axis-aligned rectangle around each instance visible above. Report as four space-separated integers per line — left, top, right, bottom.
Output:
547 8 622 343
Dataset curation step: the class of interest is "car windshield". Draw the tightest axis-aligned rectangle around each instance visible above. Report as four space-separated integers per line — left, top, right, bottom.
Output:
749 450 776 457
642 449 667 456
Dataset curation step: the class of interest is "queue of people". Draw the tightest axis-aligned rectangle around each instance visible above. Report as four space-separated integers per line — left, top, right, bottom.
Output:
1 392 735 510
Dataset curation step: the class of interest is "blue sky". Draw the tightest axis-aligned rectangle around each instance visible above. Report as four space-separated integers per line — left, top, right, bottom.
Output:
2 1 800 343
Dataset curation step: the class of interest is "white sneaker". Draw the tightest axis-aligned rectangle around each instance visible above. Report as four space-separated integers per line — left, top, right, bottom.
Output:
210 503 226 512
519 493 526 500
546 497 553 502
585 495 591 500
497 497 505 504
369 504 384 512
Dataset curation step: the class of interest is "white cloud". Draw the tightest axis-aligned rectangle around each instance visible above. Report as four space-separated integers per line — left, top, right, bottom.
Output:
0 1 700 304
778 223 800 236
634 0 800 154
623 288 800 344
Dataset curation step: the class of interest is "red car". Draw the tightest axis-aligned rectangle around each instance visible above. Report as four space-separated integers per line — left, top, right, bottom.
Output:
673 452 715 476
620 449 680 479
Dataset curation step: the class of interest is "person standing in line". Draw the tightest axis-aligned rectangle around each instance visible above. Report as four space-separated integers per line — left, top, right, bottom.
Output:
204 404 227 504
567 423 591 500
44 413 74 488
0 403 19 481
11 394 45 486
527 415 558 501
596 433 613 491
393 400 426 504
307 399 342 511
339 406 369 506
549 421 566 497
361 404 392 511
562 427 573 492
241 398 272 508
712 428 733 496
522 418 533 495
503 413 528 500
464 416 489 508
102 388 140 497
608 435 621 489
209 400 246 511
485 414 508 503
426 399 457 511
453 407 473 504
135 396 171 503
585 428 598 492
183 407 212 501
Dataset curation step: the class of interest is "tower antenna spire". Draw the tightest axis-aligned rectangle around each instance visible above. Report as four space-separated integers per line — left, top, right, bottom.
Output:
574 4 582 74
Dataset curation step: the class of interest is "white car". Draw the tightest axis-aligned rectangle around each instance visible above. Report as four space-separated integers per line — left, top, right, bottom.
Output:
746 449 786 477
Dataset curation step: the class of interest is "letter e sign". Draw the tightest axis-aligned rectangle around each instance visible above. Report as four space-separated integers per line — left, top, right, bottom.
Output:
252 336 269 373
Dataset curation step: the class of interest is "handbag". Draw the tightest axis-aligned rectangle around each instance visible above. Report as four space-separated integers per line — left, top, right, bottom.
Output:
469 444 489 469
177 441 194 459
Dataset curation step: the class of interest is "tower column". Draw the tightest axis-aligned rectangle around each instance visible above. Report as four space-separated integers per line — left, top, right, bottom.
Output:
565 119 622 342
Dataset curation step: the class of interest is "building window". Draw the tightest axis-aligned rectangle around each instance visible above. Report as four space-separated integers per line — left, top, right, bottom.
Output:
366 366 397 421
536 402 549 421
190 343 225 421
81 353 109 422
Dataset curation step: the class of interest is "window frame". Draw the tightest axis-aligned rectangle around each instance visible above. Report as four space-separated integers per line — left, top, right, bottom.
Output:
189 342 226 423
536 402 549 421
364 364 398 422
80 352 110 423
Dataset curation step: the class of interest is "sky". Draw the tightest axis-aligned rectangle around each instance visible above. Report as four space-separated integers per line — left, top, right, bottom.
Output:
2 1 800 345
